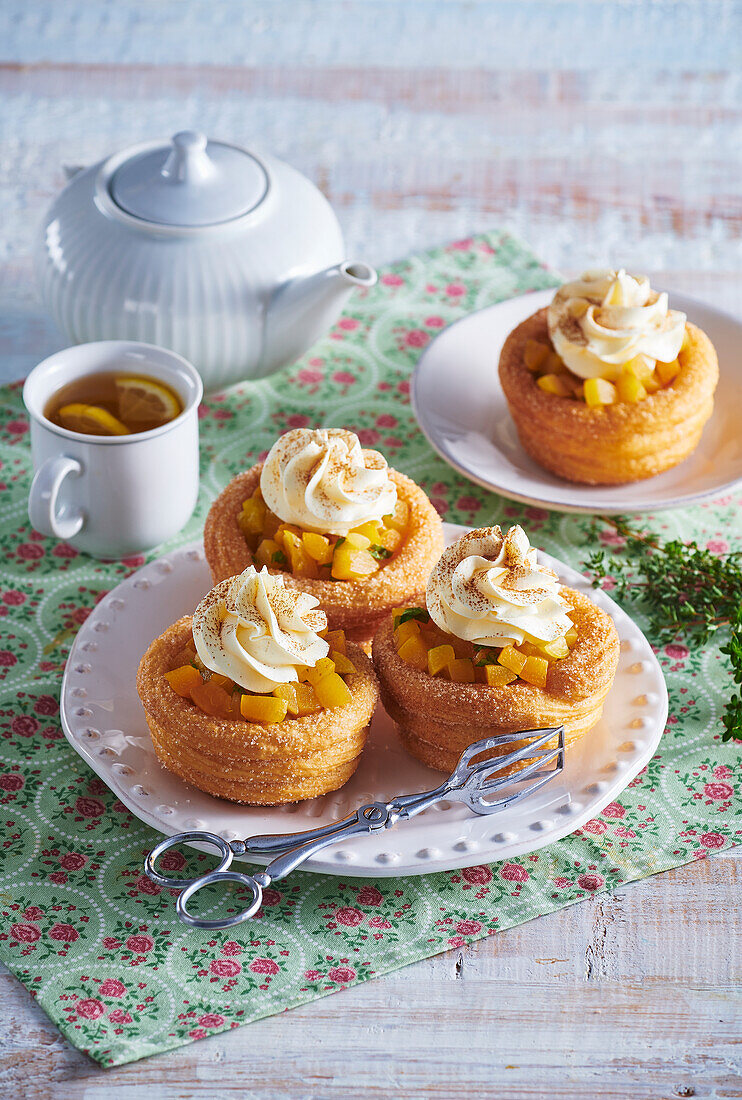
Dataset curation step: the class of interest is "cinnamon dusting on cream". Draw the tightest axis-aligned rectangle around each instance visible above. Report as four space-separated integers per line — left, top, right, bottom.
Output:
259 428 397 536
192 566 328 693
426 525 573 646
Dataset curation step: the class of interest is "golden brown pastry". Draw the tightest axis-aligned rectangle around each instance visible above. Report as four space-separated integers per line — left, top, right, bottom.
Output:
137 567 377 804
373 525 620 773
499 271 718 485
204 428 444 645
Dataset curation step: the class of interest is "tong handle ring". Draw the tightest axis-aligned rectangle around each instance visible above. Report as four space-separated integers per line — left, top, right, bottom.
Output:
144 830 234 889
176 870 267 930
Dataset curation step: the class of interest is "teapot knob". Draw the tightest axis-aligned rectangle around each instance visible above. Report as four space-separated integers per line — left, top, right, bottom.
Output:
162 131 215 184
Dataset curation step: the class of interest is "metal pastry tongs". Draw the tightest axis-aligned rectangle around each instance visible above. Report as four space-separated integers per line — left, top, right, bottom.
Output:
144 726 565 929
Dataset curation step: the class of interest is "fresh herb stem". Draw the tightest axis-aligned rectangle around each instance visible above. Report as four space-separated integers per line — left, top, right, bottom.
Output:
584 516 742 742
396 607 430 627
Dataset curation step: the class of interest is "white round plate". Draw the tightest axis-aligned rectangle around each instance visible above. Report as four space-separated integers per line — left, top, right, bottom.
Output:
60 525 667 877
412 289 742 514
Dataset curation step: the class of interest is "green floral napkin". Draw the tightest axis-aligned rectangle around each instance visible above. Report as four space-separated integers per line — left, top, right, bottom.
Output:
0 230 739 1066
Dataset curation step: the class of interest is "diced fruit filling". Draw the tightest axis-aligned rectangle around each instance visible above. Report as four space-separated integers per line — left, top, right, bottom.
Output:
391 607 578 689
526 332 687 406
238 486 409 581
164 629 356 723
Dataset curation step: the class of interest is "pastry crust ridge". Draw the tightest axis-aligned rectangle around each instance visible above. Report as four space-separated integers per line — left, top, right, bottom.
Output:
137 616 378 804
498 309 718 485
372 586 620 773
203 462 444 644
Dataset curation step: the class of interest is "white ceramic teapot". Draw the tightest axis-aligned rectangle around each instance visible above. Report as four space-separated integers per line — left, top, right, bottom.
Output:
35 131 376 391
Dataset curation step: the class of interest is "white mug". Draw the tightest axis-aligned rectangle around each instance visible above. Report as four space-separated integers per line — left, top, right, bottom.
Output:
23 341 203 559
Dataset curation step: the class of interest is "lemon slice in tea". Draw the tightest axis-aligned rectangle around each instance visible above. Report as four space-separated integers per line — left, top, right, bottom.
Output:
58 403 129 436
115 376 181 427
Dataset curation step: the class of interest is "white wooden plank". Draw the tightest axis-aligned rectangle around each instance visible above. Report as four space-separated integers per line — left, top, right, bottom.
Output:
0 860 738 1096
2 63 741 290
3 1 741 71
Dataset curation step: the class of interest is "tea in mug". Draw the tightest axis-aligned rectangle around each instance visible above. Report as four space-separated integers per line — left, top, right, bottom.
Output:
44 371 183 436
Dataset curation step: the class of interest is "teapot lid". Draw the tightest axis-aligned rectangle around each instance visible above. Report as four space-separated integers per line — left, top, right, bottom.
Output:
109 131 269 227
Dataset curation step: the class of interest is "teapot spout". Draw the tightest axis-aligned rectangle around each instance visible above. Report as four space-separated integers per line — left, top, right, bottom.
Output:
337 260 377 289
261 260 377 377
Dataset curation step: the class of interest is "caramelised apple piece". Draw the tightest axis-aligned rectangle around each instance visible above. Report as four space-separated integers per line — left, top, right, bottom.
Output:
294 681 322 715
331 537 379 580
330 650 357 675
254 537 286 570
375 525 403 553
304 656 336 686
497 645 528 676
524 338 551 372
190 679 234 718
656 358 681 386
616 370 647 404
384 498 409 533
164 664 202 697
544 350 568 375
583 378 617 407
562 374 585 400
483 664 517 688
240 693 289 724
208 672 234 691
541 636 570 660
314 671 353 709
302 531 334 564
350 520 382 542
427 643 456 677
519 655 549 688
395 618 423 645
262 509 282 539
345 531 371 550
282 530 320 578
324 628 347 654
272 682 300 716
537 373 571 397
238 494 266 539
448 657 475 683
623 355 655 383
397 634 429 670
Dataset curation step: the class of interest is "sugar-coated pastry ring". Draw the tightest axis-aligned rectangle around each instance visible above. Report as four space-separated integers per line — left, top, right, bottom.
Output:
137 616 378 804
204 462 444 645
498 309 719 485
372 587 620 774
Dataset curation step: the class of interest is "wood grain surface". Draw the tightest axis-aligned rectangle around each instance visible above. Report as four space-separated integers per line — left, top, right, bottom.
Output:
0 2 740 1096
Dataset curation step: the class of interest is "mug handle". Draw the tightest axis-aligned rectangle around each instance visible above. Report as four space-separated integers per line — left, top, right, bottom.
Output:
28 455 85 540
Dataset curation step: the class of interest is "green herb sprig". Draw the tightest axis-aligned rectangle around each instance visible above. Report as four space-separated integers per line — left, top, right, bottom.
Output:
369 544 393 561
396 607 430 627
584 516 742 742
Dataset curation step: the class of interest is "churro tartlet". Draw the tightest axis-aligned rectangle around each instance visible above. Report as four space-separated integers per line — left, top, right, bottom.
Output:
373 525 619 773
137 566 377 804
204 428 444 646
499 270 718 484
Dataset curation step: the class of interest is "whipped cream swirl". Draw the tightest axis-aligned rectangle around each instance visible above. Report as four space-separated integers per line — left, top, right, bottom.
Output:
426 526 573 647
260 428 397 537
192 566 328 694
547 269 686 381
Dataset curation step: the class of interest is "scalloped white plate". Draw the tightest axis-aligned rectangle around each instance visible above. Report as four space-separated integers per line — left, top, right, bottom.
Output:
60 524 667 877
412 290 742 513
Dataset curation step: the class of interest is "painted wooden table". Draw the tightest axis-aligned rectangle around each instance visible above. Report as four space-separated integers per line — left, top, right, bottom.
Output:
1 3 740 1096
